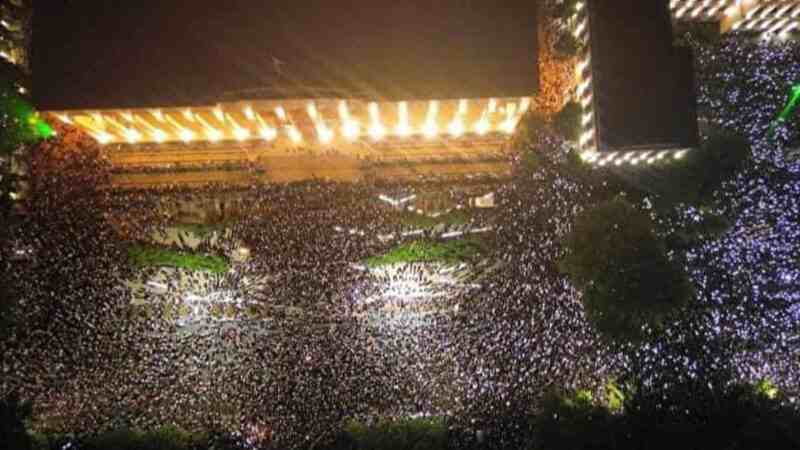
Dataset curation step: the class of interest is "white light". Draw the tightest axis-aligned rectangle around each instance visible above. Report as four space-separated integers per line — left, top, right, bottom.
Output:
260 126 277 141
153 129 168 142
234 128 250 141
183 109 195 122
338 100 350 121
341 120 360 141
459 98 469 115
396 101 412 137
307 102 318 121
288 126 302 144
423 121 438 139
178 129 194 142
317 126 334 144
94 133 113 144
125 129 142 143
475 119 490 136
448 117 465 138
424 101 440 139
275 106 287 121
243 105 255 121
368 102 385 141
368 123 386 141
518 97 531 113
213 106 225 122
207 129 222 142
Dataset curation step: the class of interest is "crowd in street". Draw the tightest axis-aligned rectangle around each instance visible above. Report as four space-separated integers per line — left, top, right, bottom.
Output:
4 37 800 447
0 137 624 448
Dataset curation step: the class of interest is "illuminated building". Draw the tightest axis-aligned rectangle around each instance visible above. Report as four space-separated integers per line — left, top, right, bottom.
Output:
670 0 800 39
0 0 31 72
33 2 541 185
575 0 700 165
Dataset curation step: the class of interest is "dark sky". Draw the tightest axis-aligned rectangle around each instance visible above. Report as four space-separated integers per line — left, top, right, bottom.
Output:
33 0 539 110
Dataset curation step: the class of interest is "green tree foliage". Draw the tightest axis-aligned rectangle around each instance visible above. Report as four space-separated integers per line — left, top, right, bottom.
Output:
560 198 693 343
76 426 207 450
615 131 751 209
365 238 484 267
0 394 33 450
665 209 732 250
0 62 46 157
533 389 618 450
513 112 550 149
623 382 800 450
668 131 751 206
129 246 230 273
552 101 581 142
335 418 447 450
553 32 582 59
550 0 580 20
533 382 800 450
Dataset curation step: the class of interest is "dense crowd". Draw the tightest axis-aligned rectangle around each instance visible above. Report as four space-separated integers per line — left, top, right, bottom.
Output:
1 36 799 449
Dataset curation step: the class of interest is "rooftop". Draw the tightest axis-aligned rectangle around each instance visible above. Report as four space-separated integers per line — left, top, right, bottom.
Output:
587 0 699 152
32 0 539 110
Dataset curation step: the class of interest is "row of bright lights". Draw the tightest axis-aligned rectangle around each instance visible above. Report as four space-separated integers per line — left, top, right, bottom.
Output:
671 0 800 39
56 98 530 145
580 149 690 166
576 2 694 166
574 0 598 162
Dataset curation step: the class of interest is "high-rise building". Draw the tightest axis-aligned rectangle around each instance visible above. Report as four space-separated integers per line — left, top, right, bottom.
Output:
0 0 32 72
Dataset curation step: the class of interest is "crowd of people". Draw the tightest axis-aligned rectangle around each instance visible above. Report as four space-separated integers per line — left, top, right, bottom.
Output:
0 137 620 448
1 37 799 450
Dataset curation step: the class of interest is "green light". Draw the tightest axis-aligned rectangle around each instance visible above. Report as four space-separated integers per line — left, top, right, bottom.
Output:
777 84 800 121
768 84 800 137
33 118 54 138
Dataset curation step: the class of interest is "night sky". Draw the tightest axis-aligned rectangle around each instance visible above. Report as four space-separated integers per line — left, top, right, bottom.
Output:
33 0 539 110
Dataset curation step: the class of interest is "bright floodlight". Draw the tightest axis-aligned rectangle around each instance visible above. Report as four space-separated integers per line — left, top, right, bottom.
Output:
275 106 287 121
448 117 465 138
260 126 277 141
317 125 334 144
395 101 412 137
178 129 194 143
368 102 385 141
342 120 360 141
234 128 250 141
288 126 302 144
423 100 440 139
207 128 222 142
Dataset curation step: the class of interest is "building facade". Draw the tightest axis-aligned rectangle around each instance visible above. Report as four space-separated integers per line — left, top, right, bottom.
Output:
0 0 31 72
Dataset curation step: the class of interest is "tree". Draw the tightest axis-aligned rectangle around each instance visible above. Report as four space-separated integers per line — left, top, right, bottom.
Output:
531 381 800 450
0 394 33 450
553 32 582 59
549 0 580 20
552 101 581 142
560 198 693 343
0 62 44 158
513 112 550 149
593 131 750 211
532 389 619 450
